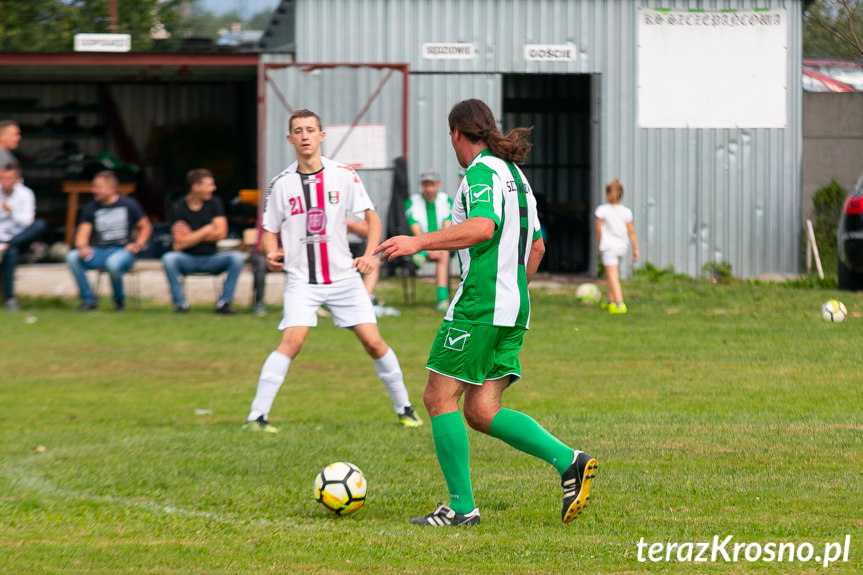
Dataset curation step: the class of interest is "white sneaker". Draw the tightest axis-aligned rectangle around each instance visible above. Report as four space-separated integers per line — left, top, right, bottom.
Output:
374 304 401 317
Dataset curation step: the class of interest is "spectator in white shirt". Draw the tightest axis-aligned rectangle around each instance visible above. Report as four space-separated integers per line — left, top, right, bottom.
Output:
0 162 44 312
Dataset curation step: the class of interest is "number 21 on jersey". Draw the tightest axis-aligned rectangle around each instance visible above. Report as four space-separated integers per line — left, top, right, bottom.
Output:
289 195 305 215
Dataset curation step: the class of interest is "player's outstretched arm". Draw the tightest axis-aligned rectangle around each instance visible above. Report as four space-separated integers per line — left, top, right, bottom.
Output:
375 217 494 261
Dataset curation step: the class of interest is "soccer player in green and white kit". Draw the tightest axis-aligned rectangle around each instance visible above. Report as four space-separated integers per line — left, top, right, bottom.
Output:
405 169 453 312
376 99 597 526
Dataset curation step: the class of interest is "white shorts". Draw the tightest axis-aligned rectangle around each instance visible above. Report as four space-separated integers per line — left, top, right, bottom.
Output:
601 249 627 267
279 276 376 329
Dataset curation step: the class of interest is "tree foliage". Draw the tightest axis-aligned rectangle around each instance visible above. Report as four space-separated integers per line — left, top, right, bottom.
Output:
0 0 184 52
184 8 272 40
804 0 863 59
2 1 856 57
0 0 271 51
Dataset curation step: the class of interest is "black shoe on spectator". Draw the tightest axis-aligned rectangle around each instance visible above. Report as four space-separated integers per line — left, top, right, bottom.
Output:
215 302 235 315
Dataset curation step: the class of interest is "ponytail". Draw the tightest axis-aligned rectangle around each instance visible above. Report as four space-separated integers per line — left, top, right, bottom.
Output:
449 99 534 165
487 127 533 165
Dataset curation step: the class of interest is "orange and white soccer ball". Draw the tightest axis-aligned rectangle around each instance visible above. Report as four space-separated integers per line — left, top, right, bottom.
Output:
313 462 367 515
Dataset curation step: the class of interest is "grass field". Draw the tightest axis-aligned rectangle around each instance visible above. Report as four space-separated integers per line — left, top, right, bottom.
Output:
1 274 861 574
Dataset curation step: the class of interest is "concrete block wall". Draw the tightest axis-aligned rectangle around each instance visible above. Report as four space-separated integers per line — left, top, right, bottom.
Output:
802 92 863 225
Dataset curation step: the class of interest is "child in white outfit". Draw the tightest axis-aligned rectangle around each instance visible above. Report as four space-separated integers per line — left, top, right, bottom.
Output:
595 179 639 314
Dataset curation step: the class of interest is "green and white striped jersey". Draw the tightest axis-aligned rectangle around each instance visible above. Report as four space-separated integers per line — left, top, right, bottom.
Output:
404 191 453 233
447 148 542 328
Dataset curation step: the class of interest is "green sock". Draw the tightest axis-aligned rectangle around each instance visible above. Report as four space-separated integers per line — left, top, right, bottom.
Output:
431 411 476 514
490 408 575 475
436 286 448 303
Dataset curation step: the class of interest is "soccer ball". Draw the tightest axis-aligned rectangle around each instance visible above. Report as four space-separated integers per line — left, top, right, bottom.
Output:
313 462 367 515
48 241 69 262
821 300 847 323
575 282 601 304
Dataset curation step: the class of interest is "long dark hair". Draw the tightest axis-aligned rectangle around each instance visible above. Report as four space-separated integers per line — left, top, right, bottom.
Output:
448 99 533 164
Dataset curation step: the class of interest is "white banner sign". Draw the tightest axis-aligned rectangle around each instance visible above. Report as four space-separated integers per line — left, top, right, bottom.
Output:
324 125 387 170
74 33 132 53
524 44 577 62
422 43 475 60
637 9 787 128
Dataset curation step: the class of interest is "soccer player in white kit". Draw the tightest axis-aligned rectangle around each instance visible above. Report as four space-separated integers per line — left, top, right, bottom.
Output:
377 99 596 526
243 109 422 432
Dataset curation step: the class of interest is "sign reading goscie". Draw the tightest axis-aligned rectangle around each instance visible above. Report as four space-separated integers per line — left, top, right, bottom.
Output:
524 44 577 62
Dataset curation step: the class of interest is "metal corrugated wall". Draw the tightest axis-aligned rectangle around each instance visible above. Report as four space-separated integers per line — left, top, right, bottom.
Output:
291 0 609 190
260 57 407 210
411 74 503 191
0 84 107 183
296 0 612 74
3 82 248 178
632 0 803 278
274 0 803 277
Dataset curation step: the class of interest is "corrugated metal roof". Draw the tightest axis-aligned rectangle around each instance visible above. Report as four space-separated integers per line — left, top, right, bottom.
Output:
260 0 296 52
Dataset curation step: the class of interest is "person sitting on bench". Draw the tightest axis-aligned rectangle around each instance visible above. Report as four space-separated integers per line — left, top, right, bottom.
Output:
161 168 244 314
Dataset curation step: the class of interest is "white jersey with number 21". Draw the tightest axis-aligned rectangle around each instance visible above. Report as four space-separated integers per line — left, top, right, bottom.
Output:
263 156 374 285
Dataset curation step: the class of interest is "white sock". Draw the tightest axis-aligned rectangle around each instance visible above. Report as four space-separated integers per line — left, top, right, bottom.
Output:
373 347 411 414
248 351 291 421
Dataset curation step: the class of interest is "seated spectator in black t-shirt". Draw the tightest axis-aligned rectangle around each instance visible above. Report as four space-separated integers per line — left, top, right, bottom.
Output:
66 170 151 312
161 168 245 314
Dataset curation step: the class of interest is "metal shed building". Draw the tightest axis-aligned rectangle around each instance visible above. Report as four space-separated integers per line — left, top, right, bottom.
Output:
0 53 259 244
259 0 805 278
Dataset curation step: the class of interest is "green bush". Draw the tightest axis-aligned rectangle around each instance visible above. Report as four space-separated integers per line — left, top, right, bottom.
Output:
634 261 690 283
701 260 734 284
808 180 847 278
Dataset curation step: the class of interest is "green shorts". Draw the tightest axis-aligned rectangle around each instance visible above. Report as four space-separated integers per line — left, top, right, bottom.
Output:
426 320 524 385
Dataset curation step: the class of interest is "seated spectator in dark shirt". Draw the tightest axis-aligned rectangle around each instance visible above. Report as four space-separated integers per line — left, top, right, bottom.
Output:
66 170 151 312
162 168 244 314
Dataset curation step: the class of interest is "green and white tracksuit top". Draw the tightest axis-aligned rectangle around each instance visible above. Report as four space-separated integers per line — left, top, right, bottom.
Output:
405 191 453 234
447 148 542 329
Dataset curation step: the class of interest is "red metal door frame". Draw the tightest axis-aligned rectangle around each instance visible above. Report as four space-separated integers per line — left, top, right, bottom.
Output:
256 61 410 194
